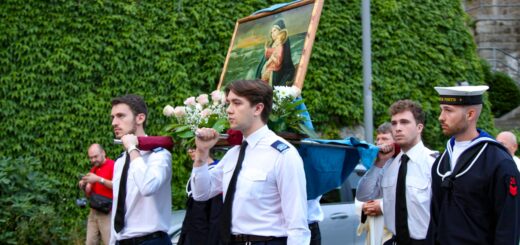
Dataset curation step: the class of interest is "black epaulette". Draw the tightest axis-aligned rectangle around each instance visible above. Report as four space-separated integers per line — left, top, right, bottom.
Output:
430 151 440 159
271 140 290 153
152 147 164 153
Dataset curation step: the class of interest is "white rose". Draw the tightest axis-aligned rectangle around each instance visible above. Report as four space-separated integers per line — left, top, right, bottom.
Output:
291 85 301 97
200 108 212 118
173 106 186 117
196 94 209 106
184 97 196 106
211 90 223 104
163 105 175 117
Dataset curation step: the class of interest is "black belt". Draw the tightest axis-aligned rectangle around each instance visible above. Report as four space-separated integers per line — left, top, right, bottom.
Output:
309 222 319 229
118 231 166 245
388 235 427 245
231 234 285 242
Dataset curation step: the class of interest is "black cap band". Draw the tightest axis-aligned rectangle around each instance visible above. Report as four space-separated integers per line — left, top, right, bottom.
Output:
439 95 483 105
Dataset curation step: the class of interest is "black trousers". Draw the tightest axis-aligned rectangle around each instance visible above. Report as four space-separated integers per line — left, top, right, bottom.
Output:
228 237 287 245
309 222 321 245
383 236 427 245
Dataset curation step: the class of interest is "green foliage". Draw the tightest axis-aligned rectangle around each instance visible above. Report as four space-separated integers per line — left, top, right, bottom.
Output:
481 60 520 117
0 0 493 242
305 0 491 148
0 157 84 244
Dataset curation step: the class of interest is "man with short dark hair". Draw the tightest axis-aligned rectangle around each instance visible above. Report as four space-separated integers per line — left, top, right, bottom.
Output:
109 94 172 245
192 79 310 245
79 143 114 245
429 85 520 244
357 100 437 245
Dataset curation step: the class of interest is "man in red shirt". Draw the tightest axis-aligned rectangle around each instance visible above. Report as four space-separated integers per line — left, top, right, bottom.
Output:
79 143 115 245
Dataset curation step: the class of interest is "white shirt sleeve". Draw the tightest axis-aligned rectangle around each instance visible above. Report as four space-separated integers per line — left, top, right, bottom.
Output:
131 151 172 196
275 148 311 245
356 164 385 202
191 161 223 201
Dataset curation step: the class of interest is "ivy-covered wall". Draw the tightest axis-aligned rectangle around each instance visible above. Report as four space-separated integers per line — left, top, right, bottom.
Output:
0 0 493 242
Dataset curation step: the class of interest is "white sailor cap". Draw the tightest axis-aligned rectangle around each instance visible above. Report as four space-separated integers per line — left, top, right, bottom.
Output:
434 85 489 105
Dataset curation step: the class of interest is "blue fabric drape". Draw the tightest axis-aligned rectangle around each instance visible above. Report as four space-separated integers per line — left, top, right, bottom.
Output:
298 137 379 199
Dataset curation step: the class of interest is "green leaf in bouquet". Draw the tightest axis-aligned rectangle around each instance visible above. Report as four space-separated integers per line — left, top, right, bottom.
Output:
287 99 304 109
178 130 195 139
212 118 229 133
174 125 192 133
163 124 179 133
299 124 319 139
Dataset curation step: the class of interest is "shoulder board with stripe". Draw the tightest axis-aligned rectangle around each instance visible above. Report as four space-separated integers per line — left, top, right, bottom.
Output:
271 140 289 153
152 147 164 153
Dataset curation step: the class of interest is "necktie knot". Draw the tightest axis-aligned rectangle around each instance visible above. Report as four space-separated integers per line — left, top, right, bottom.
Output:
401 154 410 164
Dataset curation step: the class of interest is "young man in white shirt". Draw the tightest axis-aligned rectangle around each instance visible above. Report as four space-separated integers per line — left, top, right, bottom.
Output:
191 79 310 245
357 100 437 245
109 94 172 245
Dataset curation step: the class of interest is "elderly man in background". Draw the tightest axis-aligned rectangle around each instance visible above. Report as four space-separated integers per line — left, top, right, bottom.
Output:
496 131 520 170
356 122 394 245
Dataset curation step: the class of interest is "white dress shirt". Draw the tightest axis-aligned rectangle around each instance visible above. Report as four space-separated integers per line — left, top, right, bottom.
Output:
357 141 436 240
109 148 172 244
513 156 520 172
307 196 324 224
191 125 311 245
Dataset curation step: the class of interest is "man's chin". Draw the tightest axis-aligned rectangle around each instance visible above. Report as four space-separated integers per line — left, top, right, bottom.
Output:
441 129 453 136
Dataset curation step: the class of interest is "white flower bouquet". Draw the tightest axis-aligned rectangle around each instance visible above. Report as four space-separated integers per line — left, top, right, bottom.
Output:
269 86 316 137
163 90 229 146
163 85 316 147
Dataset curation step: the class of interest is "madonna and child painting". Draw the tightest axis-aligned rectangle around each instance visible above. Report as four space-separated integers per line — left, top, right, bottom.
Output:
218 0 323 91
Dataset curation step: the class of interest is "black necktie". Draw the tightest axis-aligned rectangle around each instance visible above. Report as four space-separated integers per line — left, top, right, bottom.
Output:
220 141 248 243
395 154 411 244
114 152 131 233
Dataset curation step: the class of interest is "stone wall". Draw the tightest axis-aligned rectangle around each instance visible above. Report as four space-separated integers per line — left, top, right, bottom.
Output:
464 0 520 83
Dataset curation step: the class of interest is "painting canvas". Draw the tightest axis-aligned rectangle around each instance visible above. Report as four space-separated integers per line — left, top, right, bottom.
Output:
218 0 323 90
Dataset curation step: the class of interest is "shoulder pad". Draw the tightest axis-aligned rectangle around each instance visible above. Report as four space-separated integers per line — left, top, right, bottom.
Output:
115 152 124 161
430 151 440 158
271 140 290 153
152 147 165 153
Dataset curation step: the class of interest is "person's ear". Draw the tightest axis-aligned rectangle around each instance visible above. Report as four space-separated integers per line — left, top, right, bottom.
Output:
466 108 476 121
254 103 265 117
136 113 146 126
417 123 424 133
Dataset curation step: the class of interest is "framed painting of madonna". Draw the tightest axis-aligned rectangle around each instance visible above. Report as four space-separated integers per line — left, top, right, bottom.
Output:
217 0 324 91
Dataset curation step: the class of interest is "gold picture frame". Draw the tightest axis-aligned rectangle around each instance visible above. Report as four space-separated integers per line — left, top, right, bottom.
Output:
217 0 324 91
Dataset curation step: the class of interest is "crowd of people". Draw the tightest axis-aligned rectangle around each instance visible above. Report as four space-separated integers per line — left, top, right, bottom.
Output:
78 80 520 245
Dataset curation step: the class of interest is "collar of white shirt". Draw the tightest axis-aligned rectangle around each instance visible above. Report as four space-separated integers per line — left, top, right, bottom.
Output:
400 140 425 164
243 125 269 149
